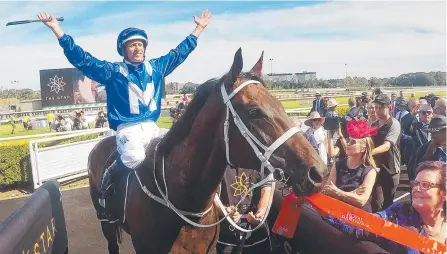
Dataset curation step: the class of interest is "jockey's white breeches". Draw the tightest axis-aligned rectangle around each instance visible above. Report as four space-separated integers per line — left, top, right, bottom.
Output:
116 120 169 169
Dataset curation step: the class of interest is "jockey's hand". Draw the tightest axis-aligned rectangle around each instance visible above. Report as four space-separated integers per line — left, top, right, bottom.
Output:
37 12 60 29
247 208 266 225
194 9 212 29
225 206 241 223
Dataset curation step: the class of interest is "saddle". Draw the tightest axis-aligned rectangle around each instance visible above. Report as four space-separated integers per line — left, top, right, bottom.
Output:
98 137 163 224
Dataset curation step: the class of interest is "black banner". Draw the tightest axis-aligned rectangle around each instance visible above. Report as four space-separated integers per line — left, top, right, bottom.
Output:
0 180 68 254
40 68 74 107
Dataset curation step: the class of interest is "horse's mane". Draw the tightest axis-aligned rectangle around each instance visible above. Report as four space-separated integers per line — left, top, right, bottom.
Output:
158 76 224 155
158 72 265 155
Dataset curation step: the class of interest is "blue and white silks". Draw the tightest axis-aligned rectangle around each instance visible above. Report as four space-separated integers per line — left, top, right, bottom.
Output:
58 33 198 131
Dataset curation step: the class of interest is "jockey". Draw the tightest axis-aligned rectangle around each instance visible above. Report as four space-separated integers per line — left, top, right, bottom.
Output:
38 11 212 200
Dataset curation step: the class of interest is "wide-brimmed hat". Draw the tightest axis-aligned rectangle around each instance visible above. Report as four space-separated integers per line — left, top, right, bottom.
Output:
304 111 325 126
327 98 338 108
423 115 446 133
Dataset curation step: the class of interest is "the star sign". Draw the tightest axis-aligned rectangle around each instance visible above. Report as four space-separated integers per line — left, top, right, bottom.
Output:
47 75 66 94
230 172 253 197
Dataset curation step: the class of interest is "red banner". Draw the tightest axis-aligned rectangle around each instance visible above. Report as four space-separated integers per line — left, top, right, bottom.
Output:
273 193 446 254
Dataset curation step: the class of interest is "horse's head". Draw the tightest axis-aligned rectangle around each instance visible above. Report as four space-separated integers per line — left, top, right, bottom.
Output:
221 48 328 196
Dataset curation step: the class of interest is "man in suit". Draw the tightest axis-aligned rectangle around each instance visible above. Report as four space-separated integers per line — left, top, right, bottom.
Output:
310 91 324 116
390 92 397 117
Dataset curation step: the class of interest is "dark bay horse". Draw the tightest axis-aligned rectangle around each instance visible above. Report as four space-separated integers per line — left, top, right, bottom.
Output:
88 48 328 254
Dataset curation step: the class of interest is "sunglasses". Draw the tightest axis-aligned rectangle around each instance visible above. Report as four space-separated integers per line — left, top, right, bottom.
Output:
347 138 362 146
419 111 433 115
410 180 441 191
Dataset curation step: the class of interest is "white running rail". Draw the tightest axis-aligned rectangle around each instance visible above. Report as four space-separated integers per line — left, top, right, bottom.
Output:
29 128 113 190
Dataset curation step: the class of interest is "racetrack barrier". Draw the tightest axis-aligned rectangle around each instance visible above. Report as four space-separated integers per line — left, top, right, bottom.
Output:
29 128 112 190
0 180 68 254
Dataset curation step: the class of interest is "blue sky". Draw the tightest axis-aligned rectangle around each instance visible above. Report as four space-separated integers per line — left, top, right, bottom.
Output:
0 1 445 90
1 1 323 45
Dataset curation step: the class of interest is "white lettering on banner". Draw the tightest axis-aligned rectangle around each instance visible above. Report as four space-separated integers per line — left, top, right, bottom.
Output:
275 226 289 235
341 212 370 228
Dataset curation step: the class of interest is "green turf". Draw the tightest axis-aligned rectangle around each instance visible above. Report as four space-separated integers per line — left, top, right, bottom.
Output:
0 116 173 139
0 124 51 138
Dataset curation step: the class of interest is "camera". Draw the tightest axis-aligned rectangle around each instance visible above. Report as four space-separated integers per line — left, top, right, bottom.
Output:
355 94 369 107
323 116 351 137
323 117 341 131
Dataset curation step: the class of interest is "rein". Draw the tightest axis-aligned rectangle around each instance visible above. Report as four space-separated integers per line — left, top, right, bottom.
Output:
134 79 301 232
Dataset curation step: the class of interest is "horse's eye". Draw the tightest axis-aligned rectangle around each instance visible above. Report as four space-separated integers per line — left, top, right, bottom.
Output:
248 108 262 118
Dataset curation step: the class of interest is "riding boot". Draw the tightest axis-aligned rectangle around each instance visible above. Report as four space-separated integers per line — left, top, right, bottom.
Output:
100 161 118 199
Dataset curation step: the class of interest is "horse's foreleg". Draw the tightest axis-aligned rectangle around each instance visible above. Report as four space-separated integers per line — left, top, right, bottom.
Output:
100 222 120 254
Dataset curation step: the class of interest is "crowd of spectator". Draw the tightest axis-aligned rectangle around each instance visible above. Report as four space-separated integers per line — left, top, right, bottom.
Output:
47 110 108 132
299 89 446 253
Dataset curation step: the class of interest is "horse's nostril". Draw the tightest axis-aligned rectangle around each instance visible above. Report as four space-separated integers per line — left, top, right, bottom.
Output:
308 166 324 186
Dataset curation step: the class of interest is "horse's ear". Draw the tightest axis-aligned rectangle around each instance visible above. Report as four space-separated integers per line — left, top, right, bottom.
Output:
225 48 243 88
249 50 264 76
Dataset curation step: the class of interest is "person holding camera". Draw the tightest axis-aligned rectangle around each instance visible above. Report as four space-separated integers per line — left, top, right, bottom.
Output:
323 120 379 212
326 125 347 164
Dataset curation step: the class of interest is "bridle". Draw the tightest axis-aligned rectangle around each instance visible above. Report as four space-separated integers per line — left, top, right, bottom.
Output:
134 79 301 232
214 79 301 233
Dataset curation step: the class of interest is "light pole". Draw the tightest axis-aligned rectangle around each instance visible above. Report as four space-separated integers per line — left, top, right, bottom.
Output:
269 58 273 76
10 80 18 110
345 64 348 78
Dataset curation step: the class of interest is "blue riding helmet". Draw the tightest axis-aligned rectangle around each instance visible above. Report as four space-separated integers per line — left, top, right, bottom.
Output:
116 28 148 57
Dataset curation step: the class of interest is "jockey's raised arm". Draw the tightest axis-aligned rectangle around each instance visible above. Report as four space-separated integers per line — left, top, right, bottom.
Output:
151 35 198 78
59 35 118 84
37 12 117 85
152 9 211 78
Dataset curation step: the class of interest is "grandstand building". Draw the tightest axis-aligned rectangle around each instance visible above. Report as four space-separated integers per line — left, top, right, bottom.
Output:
265 71 317 82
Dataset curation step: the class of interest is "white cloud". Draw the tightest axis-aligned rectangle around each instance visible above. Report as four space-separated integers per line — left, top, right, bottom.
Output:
0 1 445 90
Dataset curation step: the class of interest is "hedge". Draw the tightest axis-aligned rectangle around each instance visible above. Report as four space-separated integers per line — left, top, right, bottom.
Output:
0 134 100 188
